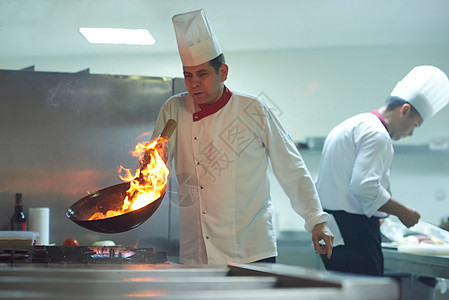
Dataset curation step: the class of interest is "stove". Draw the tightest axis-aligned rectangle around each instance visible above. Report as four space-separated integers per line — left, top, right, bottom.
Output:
0 246 399 299
0 246 167 264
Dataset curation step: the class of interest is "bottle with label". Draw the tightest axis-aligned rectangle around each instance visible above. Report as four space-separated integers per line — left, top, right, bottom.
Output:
11 193 27 231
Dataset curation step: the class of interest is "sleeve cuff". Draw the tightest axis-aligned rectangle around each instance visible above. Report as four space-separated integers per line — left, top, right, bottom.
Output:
364 188 391 217
304 212 330 232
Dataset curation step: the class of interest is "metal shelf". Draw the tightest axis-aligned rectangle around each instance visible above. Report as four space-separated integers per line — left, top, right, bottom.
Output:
393 144 449 155
296 143 449 156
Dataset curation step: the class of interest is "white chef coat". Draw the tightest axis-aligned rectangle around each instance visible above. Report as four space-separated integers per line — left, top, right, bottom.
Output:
152 87 329 264
315 112 392 245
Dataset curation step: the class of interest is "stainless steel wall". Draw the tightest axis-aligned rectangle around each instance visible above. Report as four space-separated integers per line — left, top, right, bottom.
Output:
0 68 184 256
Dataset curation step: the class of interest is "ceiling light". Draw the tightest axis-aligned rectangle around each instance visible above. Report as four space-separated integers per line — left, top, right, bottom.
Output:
79 28 155 45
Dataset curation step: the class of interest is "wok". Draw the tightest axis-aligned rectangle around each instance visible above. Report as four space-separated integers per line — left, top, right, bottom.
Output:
66 182 165 233
66 119 176 234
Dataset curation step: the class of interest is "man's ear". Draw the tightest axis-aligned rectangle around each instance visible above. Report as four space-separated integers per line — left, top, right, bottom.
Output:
400 103 411 117
219 64 229 82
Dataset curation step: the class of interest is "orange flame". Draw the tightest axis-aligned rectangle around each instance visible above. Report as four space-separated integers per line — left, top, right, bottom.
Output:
88 136 169 220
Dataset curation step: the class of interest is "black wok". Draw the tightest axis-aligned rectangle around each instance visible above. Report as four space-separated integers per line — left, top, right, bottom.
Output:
66 182 165 233
66 119 176 234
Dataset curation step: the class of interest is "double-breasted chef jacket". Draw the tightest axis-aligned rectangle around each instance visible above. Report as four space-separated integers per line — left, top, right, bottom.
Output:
152 87 329 264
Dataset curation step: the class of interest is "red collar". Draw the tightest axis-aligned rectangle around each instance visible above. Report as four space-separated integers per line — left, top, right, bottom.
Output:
193 87 233 122
370 109 388 131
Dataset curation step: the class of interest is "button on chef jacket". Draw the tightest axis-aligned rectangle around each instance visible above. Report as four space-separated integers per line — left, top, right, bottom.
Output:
152 87 329 264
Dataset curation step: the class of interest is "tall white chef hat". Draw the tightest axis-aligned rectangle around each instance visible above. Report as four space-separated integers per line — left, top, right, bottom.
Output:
390 65 449 120
172 8 222 67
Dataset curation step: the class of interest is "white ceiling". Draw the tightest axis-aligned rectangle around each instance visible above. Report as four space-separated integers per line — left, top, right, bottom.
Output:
1 0 449 59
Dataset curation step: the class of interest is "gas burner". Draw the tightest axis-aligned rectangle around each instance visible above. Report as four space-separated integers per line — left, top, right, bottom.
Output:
131 248 168 264
0 248 29 263
0 246 167 265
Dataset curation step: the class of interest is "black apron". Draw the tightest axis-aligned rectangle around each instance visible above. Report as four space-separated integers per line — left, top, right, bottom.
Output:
320 210 384 276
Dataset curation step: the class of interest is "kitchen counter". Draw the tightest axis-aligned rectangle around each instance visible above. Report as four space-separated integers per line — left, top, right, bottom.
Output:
0 262 399 299
383 248 449 279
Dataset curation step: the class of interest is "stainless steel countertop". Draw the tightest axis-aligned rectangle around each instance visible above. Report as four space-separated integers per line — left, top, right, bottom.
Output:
383 248 449 279
0 262 399 299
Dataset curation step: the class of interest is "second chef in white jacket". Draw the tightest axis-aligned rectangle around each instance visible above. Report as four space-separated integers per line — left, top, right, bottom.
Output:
151 9 333 264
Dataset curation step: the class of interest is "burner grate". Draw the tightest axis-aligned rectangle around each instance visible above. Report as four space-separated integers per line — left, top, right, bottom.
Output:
1 246 167 264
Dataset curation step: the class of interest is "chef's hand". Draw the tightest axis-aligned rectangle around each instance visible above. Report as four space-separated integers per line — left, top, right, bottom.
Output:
311 222 334 259
398 207 420 228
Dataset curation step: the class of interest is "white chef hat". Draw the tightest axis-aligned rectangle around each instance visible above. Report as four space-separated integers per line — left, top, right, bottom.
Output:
172 9 222 67
390 65 449 120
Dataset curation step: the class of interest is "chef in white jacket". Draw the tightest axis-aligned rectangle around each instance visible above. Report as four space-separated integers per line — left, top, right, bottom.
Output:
151 9 333 264
315 65 449 276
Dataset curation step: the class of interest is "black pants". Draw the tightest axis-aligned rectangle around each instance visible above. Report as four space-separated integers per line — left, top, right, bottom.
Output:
320 210 383 276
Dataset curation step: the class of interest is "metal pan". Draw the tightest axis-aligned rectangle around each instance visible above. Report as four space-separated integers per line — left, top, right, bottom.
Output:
66 182 165 233
66 119 176 234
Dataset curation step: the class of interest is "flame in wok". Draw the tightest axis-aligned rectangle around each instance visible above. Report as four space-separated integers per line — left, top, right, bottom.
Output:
88 136 169 220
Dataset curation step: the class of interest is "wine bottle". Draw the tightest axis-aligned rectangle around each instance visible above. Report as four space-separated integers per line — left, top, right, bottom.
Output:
11 193 27 231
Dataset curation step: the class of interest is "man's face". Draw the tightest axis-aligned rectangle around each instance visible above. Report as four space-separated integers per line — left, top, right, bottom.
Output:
183 62 228 105
390 105 423 141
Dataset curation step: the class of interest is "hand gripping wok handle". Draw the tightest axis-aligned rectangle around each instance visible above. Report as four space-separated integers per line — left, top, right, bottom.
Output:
160 119 177 139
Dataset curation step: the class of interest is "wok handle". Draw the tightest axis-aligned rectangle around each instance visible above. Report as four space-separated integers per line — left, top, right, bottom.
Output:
160 119 177 139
